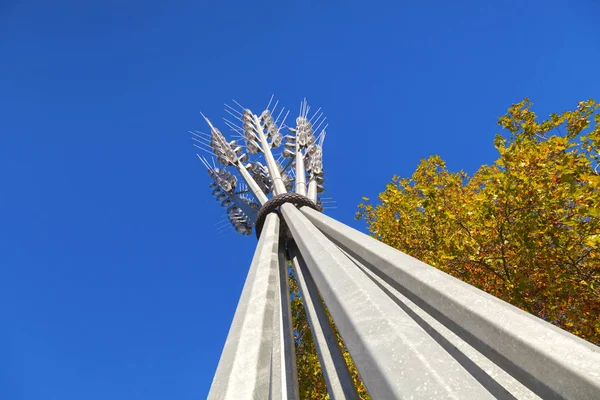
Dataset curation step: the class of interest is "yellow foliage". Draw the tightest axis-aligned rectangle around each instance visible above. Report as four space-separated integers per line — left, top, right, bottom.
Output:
357 99 600 345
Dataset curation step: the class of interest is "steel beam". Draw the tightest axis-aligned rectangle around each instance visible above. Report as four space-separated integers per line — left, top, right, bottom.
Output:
236 160 268 205
294 142 306 196
289 245 358 400
281 203 494 399
339 247 540 400
306 180 317 203
208 214 280 399
270 265 283 400
253 114 287 195
300 206 600 400
272 241 299 400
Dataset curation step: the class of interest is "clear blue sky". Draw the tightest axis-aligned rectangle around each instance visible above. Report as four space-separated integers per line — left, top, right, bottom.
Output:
1 1 598 399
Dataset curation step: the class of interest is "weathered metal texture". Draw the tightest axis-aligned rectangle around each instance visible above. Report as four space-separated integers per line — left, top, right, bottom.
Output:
208 214 280 400
300 206 600 400
339 247 541 400
289 244 359 400
270 271 283 400
281 203 495 399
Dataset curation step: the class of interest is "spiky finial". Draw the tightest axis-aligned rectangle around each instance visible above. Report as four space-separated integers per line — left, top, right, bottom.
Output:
192 97 328 235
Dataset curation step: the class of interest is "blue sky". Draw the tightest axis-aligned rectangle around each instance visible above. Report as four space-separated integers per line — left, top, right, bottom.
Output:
1 1 598 399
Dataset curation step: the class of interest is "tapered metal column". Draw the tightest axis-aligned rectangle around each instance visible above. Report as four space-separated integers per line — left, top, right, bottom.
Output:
300 206 600 400
339 247 539 400
306 180 317 203
280 203 494 399
253 114 287 195
294 142 306 196
237 160 268 204
270 241 299 400
208 214 280 400
270 273 282 400
289 245 358 400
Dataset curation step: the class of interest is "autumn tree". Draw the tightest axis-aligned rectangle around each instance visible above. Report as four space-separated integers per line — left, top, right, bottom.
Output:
357 99 600 344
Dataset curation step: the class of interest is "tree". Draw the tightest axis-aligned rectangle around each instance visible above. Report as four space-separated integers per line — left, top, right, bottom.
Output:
357 99 600 345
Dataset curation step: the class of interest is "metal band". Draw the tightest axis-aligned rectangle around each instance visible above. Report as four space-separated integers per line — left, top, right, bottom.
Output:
255 193 319 238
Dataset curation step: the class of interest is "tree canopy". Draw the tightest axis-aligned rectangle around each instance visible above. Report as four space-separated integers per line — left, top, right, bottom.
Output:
357 99 600 344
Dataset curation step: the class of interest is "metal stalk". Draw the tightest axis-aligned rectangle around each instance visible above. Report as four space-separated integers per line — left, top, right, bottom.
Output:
236 160 268 205
208 214 280 399
271 241 299 400
307 180 317 203
294 142 306 196
289 244 358 400
253 114 287 195
300 206 600 400
280 203 494 399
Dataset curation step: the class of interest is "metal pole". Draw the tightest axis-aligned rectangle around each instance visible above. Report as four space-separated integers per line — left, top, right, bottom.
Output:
208 214 280 399
289 244 358 400
236 160 268 205
300 206 600 400
339 247 538 400
270 272 283 400
280 203 494 399
307 180 317 203
273 241 299 400
253 114 287 195
294 143 306 196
